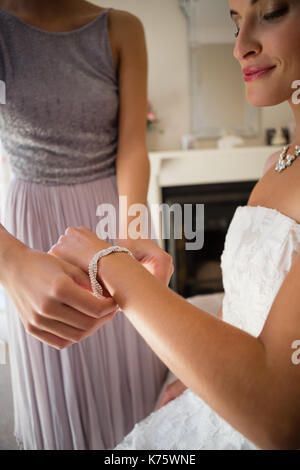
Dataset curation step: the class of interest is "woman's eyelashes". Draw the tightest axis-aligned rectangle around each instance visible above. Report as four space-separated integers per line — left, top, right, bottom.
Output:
263 5 289 20
234 5 289 39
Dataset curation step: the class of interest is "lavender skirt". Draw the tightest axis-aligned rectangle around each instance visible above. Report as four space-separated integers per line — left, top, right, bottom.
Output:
3 174 168 450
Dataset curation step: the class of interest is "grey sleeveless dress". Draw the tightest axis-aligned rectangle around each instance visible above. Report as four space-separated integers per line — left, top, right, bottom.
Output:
0 8 168 450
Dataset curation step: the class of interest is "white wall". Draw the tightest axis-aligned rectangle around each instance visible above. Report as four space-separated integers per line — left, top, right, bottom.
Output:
96 0 190 150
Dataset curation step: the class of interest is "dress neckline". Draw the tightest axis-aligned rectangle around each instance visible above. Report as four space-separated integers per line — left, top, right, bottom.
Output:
0 7 111 36
240 204 300 228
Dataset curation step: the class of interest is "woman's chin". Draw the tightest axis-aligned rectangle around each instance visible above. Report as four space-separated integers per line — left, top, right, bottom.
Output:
246 89 288 107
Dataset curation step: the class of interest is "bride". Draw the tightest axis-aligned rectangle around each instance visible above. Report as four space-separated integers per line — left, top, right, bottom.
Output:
49 0 300 450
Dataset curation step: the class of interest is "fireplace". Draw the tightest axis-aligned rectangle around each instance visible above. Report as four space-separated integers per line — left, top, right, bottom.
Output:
147 147 278 297
162 180 257 297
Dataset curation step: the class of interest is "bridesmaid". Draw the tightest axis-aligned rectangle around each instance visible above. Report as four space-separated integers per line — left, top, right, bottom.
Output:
0 0 180 450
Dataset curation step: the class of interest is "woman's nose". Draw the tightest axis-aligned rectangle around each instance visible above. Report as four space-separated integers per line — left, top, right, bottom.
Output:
233 25 262 63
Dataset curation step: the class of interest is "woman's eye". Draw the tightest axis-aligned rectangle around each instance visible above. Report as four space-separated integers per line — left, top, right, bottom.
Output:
234 6 288 38
263 6 289 20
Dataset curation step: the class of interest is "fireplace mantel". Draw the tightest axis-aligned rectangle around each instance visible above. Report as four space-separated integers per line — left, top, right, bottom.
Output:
147 146 280 249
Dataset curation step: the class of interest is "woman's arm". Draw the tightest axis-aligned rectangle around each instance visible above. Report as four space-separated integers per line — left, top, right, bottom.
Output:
50 227 300 449
110 10 185 406
98 251 300 450
0 224 26 283
114 12 150 239
96 252 277 448
112 13 174 288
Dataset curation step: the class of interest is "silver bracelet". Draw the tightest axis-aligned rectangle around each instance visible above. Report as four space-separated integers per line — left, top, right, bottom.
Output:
88 246 135 298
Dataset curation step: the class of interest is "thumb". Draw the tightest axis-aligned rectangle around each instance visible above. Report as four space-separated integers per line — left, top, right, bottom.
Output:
68 264 115 299
156 387 171 410
67 265 92 292
150 256 173 286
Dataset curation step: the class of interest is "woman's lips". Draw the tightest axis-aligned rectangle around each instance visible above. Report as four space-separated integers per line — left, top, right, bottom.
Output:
243 66 276 82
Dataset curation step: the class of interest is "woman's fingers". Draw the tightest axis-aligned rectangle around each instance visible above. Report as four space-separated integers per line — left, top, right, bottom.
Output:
29 315 86 343
32 263 119 345
156 380 188 410
4 247 118 350
26 324 73 351
69 265 113 298
69 265 92 291
51 272 118 319
28 308 117 348
38 301 116 331
29 312 114 344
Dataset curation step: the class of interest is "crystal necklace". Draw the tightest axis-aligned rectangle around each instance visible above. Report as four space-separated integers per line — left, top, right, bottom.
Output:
275 144 300 173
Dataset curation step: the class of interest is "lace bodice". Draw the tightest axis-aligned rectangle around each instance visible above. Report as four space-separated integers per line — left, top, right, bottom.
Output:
115 205 300 450
221 205 300 336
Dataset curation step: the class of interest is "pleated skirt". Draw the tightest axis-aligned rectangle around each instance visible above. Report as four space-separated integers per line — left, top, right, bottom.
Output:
2 174 168 450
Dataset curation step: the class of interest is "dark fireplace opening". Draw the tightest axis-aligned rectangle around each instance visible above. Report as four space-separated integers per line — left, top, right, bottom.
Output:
162 180 258 298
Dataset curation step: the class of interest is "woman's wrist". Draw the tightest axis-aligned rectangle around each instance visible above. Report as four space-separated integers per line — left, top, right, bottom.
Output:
96 251 138 302
0 226 30 285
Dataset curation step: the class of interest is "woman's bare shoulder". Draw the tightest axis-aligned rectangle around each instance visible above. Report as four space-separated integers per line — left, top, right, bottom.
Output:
108 8 146 74
81 4 144 33
247 150 280 206
262 150 281 176
248 148 300 225
110 8 144 25
109 8 145 42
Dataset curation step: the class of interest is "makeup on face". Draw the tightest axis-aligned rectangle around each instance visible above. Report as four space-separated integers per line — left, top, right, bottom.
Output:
243 65 277 81
230 0 291 40
229 0 293 83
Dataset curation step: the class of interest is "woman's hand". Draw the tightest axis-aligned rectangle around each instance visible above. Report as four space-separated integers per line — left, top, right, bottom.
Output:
50 227 175 289
49 226 116 298
116 237 174 287
3 244 118 350
49 226 111 273
156 379 188 410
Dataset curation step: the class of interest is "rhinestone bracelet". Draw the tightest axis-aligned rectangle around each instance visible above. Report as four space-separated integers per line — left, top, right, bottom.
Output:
88 246 135 298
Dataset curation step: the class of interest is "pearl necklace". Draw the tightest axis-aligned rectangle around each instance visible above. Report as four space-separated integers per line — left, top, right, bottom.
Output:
275 144 300 173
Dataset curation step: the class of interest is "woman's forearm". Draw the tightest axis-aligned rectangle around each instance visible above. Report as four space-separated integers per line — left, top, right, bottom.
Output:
0 224 28 285
98 252 291 449
116 151 150 239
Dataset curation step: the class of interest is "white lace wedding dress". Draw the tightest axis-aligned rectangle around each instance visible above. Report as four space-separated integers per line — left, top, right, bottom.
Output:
115 205 300 450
